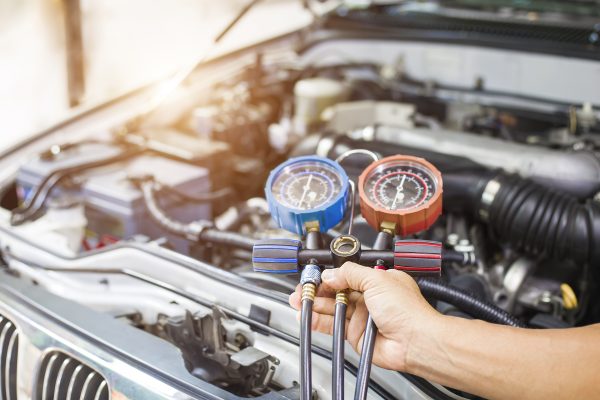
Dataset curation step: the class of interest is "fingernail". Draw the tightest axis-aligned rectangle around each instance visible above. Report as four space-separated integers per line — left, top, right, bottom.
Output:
321 269 335 282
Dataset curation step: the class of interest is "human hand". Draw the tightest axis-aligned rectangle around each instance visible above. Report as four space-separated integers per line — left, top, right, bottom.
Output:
289 262 441 371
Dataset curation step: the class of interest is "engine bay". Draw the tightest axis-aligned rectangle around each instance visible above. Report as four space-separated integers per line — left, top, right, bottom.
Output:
1 29 599 399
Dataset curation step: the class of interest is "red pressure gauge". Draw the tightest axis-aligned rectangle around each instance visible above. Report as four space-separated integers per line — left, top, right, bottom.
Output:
358 155 443 236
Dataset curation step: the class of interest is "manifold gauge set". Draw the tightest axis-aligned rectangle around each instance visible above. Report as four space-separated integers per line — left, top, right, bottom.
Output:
253 153 445 400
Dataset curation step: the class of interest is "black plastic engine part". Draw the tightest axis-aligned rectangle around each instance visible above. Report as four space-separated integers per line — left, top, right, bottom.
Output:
528 313 572 329
292 133 484 176
162 309 276 396
418 279 526 327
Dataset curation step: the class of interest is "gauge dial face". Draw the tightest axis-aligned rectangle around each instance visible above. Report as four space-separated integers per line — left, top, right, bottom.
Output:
363 160 438 211
270 160 344 211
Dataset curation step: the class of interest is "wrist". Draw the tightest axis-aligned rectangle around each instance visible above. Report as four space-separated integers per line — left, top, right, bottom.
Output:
404 313 451 375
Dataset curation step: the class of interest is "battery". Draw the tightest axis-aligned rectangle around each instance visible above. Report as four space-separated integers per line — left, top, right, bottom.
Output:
17 144 211 254
82 155 211 252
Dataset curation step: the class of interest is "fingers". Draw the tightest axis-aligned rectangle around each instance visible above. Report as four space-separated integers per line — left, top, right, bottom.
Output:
294 282 337 298
345 295 370 351
312 312 352 335
290 293 336 314
290 288 360 317
321 262 388 292
296 295 370 351
294 301 367 341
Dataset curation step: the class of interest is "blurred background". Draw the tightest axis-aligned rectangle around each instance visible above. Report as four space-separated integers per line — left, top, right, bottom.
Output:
0 0 312 149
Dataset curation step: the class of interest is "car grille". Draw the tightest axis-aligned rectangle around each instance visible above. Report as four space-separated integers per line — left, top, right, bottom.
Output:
36 352 109 400
0 315 19 400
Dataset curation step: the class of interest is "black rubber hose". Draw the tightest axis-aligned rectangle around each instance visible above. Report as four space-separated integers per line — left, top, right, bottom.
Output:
333 302 347 400
441 249 473 265
198 229 256 251
141 179 256 251
11 146 143 225
159 184 234 203
355 316 377 400
301 298 313 400
481 173 600 268
418 279 526 327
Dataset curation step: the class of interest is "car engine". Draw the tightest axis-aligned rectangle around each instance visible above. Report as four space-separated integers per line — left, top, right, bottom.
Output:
0 8 599 398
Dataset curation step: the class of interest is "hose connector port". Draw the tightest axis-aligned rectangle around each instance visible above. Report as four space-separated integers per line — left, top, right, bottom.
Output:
330 234 361 269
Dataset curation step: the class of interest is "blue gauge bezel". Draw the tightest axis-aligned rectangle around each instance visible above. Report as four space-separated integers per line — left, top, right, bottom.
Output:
265 156 350 235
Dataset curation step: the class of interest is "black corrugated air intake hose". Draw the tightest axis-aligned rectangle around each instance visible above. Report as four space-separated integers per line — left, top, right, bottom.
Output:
443 168 600 269
474 172 600 268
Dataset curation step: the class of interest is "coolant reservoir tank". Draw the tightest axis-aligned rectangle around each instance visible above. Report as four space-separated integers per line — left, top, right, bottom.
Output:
294 78 346 133
14 195 87 256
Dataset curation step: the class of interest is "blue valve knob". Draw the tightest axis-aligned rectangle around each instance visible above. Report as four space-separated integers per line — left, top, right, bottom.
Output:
252 239 302 274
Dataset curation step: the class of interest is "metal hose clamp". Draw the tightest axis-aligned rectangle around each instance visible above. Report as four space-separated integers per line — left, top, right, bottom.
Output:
479 178 501 221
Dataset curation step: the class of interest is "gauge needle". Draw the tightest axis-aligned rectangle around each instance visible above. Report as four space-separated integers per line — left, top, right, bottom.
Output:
298 175 312 208
391 175 406 209
399 174 406 190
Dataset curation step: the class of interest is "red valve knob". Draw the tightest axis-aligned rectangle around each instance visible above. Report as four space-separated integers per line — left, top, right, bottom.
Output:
394 240 442 277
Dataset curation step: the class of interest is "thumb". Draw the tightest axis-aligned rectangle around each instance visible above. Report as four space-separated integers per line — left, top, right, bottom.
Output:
321 262 385 292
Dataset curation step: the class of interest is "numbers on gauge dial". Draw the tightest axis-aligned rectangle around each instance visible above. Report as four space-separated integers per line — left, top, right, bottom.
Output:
364 164 436 211
270 161 343 210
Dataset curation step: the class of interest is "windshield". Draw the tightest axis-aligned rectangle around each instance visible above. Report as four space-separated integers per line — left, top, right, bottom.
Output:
440 0 600 17
360 0 600 21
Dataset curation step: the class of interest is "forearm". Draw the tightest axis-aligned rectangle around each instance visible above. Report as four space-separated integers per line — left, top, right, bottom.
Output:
407 315 600 400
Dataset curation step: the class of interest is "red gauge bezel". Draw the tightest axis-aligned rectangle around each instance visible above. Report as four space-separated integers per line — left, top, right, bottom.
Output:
358 155 443 236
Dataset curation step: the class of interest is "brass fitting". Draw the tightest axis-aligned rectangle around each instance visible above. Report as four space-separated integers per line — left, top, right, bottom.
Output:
335 289 349 305
305 220 320 233
302 283 317 302
380 221 396 236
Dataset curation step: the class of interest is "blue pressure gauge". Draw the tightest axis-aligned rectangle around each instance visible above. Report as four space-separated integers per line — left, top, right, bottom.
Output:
265 156 349 235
